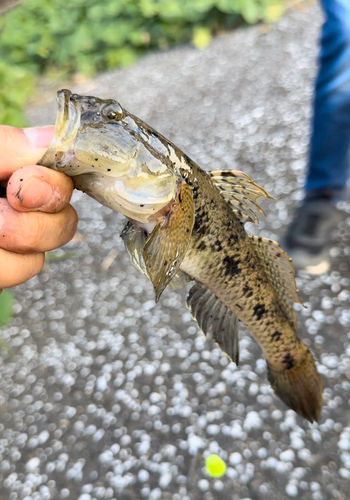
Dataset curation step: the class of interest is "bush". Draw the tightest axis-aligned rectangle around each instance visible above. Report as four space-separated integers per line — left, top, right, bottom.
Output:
0 0 283 126
0 290 13 328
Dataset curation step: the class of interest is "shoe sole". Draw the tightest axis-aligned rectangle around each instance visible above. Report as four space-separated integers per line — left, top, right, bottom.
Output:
304 260 330 275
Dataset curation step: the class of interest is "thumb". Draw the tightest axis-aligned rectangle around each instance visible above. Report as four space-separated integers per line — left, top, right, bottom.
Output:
0 125 54 180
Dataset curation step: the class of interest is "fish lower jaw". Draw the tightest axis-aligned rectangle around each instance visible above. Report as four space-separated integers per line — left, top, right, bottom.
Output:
39 149 78 174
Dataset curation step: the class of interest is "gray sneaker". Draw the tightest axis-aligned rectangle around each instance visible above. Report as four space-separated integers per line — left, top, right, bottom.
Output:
282 199 343 275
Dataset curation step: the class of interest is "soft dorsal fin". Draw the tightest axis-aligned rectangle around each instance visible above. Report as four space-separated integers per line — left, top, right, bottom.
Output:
249 235 302 328
120 222 192 291
186 283 240 365
210 170 274 225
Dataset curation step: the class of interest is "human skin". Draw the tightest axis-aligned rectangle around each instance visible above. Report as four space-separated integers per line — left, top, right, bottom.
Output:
0 125 78 290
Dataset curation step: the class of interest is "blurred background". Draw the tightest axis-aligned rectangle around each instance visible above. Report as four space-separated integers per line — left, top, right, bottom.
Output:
0 0 284 126
3 2 350 500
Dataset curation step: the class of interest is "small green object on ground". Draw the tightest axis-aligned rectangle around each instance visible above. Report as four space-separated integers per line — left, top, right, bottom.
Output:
205 454 227 478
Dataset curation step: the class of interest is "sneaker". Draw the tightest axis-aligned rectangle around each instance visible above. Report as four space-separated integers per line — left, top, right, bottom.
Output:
281 198 343 275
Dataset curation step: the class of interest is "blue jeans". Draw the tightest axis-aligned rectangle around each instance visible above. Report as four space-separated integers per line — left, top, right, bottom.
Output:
307 0 350 198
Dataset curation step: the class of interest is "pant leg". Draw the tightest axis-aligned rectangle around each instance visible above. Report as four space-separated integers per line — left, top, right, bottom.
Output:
306 0 350 197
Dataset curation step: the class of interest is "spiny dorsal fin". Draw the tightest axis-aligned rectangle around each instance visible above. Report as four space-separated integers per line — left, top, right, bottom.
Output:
186 283 239 365
249 235 302 328
210 170 274 225
120 222 192 291
143 181 195 302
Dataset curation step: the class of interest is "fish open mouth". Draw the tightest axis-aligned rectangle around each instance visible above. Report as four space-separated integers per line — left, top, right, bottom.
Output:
38 89 81 170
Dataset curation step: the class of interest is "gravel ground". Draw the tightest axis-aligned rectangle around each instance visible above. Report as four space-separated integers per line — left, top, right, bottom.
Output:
2 3 350 500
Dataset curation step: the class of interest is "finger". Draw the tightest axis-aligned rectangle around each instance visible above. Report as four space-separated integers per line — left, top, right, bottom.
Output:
0 199 78 253
0 249 45 289
0 125 54 180
7 165 74 213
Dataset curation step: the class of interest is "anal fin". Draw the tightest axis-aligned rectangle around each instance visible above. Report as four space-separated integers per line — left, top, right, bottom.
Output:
187 283 240 365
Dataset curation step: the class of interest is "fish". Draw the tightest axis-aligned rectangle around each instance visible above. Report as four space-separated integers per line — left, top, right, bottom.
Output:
38 89 323 422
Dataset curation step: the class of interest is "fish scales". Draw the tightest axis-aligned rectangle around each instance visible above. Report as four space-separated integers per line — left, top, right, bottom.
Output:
38 89 323 422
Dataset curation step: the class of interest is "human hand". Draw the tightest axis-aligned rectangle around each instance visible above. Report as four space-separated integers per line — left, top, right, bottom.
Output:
0 125 78 291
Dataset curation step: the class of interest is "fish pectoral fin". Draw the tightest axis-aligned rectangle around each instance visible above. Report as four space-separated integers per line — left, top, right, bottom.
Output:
210 170 274 225
121 221 193 290
143 181 195 302
250 235 302 328
186 283 240 365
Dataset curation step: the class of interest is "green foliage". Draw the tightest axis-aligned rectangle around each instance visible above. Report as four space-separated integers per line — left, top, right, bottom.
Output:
0 58 34 127
0 290 13 328
0 0 283 126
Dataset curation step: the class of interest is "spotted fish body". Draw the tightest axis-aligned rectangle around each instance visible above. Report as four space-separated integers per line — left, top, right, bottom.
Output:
178 164 322 422
39 90 323 422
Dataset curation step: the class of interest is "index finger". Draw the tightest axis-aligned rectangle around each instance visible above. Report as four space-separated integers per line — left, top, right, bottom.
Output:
0 125 54 180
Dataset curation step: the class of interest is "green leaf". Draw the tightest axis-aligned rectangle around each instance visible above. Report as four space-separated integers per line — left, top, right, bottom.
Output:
217 0 241 14
241 0 261 24
0 290 13 328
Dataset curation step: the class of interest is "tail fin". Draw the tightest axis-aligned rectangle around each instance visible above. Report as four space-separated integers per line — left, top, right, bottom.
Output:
267 347 323 423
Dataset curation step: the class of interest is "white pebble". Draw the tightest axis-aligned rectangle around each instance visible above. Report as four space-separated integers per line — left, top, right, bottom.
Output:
311 482 321 491
280 450 295 462
271 410 283 420
286 483 298 497
298 448 312 461
290 436 304 450
37 430 49 444
149 488 161 500
188 434 206 454
159 472 172 488
26 457 40 472
257 447 268 459
338 438 350 451
138 441 150 454
96 376 108 392
339 468 350 479
248 383 259 396
265 457 278 469
230 422 245 439
243 411 262 431
99 450 113 464
207 424 220 435
213 480 224 491
138 470 150 482
93 429 105 442
311 429 322 443
198 479 209 491
229 452 242 466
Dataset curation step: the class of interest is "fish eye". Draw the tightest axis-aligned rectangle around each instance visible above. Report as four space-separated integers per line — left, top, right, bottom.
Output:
103 104 124 121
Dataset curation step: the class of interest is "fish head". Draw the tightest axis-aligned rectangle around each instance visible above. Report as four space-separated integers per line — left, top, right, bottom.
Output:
39 89 178 222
